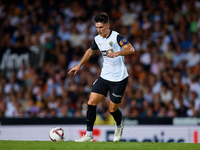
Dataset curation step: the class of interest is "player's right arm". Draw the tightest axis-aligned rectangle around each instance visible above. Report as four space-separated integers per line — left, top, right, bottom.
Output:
68 48 96 75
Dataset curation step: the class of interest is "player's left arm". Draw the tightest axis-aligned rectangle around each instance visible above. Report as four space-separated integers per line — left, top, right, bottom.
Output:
107 35 135 58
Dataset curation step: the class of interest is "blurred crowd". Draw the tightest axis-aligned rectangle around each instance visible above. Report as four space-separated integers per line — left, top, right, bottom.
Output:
0 0 200 121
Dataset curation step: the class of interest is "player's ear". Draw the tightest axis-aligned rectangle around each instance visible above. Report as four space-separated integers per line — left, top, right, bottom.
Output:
107 23 110 29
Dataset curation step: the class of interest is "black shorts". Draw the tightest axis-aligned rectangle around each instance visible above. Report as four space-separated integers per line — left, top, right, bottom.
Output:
91 76 128 104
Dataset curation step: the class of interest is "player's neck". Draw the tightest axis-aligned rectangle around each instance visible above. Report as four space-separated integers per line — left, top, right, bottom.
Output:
102 29 111 38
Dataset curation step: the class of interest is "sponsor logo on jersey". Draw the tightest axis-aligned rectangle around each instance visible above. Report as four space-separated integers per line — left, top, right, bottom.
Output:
101 49 113 56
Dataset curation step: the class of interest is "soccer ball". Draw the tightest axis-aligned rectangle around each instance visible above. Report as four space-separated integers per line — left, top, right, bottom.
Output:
49 127 66 142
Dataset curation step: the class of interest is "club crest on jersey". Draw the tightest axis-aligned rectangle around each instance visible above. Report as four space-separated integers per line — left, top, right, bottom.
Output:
109 41 113 47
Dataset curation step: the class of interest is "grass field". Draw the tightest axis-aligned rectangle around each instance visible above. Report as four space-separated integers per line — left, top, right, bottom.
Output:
0 141 200 150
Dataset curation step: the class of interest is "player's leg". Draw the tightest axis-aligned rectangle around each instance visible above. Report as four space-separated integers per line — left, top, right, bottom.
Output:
109 77 128 142
75 77 109 142
109 100 124 142
75 92 104 142
109 101 122 126
86 92 104 136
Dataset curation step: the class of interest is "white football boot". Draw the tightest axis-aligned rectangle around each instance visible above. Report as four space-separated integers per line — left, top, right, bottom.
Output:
113 123 124 142
75 134 93 142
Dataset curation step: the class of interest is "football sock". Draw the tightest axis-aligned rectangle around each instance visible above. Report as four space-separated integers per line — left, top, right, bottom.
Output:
86 105 97 132
86 131 93 137
117 122 123 128
110 109 122 126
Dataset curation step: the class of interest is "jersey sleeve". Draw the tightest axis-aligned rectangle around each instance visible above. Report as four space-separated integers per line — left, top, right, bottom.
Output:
90 40 98 50
117 34 129 47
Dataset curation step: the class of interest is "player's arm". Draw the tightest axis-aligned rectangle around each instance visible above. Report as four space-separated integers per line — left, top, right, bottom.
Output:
78 48 96 67
117 43 135 56
68 48 95 75
68 41 98 75
107 35 135 58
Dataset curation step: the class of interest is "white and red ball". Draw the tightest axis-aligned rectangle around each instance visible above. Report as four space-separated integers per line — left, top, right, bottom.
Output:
49 127 66 142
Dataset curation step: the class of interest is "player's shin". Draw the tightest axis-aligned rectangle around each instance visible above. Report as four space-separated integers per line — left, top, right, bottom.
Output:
110 109 124 142
86 105 97 137
110 109 122 126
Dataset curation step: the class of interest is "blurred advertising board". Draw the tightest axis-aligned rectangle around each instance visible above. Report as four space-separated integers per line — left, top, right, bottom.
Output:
0 46 43 78
0 125 199 143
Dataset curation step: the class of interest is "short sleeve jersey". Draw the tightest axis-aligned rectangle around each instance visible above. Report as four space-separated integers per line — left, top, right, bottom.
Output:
91 30 129 82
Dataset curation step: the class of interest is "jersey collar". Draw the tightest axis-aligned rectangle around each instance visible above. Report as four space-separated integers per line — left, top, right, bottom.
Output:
106 30 112 39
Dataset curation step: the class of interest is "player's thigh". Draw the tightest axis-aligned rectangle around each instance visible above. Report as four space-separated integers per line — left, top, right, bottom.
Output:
109 77 128 104
88 92 105 106
90 76 109 106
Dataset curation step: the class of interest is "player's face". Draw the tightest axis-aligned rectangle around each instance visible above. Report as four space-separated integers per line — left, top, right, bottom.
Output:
95 22 110 38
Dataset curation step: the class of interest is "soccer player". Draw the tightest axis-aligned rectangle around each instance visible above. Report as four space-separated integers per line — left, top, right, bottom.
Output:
68 12 135 142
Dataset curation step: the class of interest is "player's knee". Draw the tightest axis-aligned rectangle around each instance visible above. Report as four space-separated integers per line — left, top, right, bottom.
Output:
88 99 98 106
109 106 118 113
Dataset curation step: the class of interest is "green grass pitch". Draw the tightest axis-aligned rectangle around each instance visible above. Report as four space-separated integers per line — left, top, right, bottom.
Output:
0 141 200 150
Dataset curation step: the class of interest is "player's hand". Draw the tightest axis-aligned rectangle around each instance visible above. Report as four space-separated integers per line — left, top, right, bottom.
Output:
107 52 120 58
68 65 80 75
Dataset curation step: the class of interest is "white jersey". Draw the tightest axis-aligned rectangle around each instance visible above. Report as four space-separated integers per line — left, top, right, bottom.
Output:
92 30 129 82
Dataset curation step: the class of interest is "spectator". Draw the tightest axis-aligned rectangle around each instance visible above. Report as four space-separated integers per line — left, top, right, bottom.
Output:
166 102 177 117
176 98 188 117
184 46 200 68
160 84 173 105
173 45 185 68
186 101 197 117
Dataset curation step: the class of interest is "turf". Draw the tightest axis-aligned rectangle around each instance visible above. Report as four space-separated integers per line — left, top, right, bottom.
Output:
0 141 200 150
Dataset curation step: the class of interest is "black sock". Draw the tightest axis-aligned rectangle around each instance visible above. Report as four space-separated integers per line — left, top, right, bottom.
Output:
110 109 122 126
86 105 97 131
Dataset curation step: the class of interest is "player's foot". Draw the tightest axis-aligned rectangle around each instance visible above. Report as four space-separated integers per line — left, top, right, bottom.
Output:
75 134 93 142
113 123 124 142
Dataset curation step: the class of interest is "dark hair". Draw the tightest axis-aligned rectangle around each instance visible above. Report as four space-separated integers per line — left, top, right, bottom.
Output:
94 12 109 24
